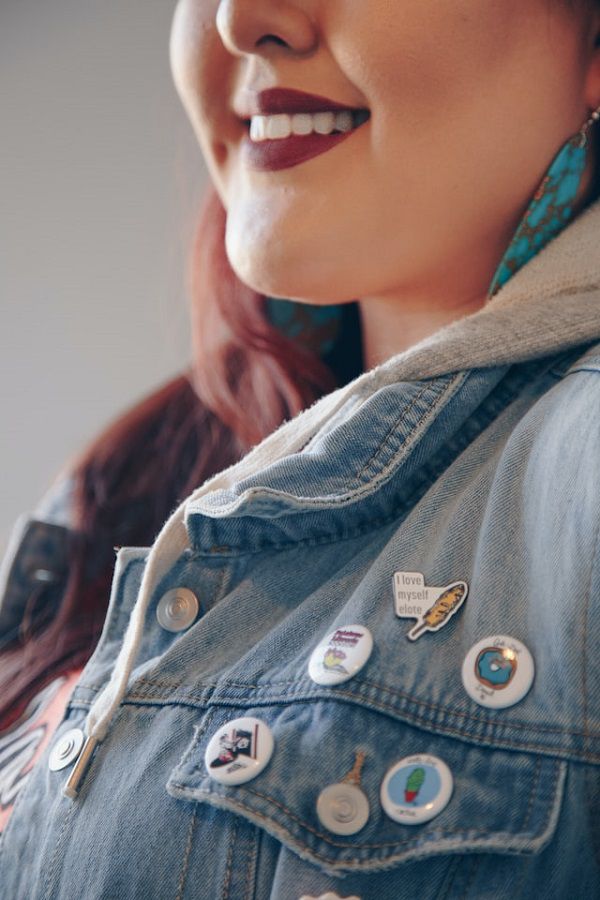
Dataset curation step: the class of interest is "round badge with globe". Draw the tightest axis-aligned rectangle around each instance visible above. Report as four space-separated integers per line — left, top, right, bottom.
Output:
380 754 453 825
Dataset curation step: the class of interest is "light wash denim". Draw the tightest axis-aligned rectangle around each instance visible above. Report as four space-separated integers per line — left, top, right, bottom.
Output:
2 339 600 899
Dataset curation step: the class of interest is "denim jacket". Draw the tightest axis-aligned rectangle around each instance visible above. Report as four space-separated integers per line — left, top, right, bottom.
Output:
2 197 600 899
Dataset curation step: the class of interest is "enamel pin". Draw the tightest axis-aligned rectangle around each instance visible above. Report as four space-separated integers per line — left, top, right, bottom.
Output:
393 571 468 640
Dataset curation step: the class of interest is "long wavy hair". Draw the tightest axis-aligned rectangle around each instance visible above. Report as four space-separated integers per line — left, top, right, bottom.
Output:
0 184 363 731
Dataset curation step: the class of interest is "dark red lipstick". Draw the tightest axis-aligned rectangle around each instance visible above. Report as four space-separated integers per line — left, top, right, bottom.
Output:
236 87 370 172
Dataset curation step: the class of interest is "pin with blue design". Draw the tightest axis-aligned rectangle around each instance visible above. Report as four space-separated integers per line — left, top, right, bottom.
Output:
393 571 468 640
462 635 535 709
380 754 453 825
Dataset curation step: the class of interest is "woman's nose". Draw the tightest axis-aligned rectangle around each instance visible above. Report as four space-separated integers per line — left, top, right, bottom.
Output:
215 0 317 58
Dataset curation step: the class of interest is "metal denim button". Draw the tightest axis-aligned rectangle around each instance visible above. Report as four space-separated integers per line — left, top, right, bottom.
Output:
308 624 373 686
205 716 274 786
461 635 535 709
48 727 85 771
316 782 370 835
380 754 453 825
156 587 199 632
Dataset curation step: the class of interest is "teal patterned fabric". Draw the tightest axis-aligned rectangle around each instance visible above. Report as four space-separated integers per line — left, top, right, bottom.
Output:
486 133 588 298
263 296 342 357
266 121 595 358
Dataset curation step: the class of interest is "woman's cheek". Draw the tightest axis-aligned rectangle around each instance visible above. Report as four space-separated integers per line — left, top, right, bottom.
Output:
170 2 231 134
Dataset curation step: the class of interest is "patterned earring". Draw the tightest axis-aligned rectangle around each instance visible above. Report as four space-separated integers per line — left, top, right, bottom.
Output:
487 104 600 298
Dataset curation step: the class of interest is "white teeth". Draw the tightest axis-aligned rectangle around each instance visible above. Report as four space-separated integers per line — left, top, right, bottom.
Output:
312 111 336 134
265 114 291 139
249 110 355 142
291 113 313 136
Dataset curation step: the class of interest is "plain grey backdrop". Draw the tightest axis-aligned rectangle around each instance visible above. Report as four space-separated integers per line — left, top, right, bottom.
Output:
1 1 208 553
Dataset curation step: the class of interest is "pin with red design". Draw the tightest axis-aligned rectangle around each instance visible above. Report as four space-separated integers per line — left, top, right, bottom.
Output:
308 624 373 686
380 754 453 825
204 716 274 786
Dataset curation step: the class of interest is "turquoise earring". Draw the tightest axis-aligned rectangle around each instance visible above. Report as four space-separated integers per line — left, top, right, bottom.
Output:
487 104 600 298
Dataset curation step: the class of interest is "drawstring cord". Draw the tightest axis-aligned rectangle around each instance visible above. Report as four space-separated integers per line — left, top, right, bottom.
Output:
62 513 189 798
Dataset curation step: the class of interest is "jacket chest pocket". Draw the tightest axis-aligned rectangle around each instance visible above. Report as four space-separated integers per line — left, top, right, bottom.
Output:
165 698 568 900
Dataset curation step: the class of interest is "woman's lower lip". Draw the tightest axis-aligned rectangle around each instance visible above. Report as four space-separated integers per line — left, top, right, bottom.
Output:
240 125 364 172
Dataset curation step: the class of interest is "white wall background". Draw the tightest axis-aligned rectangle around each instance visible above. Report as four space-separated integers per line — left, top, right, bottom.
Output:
0 0 208 553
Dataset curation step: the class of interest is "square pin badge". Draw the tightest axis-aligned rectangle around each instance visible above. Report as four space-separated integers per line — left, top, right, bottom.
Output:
393 571 468 641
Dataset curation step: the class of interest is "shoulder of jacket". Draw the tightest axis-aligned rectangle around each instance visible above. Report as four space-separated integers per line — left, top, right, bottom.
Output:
537 351 600 442
0 470 79 643
32 469 77 529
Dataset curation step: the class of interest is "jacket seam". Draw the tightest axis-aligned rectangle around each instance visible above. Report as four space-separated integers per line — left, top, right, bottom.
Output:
65 693 600 763
518 755 543 833
175 802 198 900
353 379 447 482
583 504 600 756
73 678 600 740
221 815 239 900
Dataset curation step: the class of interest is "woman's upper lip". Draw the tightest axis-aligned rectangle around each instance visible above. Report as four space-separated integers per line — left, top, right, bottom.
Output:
233 86 367 119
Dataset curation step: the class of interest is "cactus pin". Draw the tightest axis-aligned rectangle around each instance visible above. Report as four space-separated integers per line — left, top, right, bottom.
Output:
393 571 469 641
404 766 425 803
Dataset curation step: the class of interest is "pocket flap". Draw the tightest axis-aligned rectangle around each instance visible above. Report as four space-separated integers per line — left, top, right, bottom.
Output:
165 700 567 877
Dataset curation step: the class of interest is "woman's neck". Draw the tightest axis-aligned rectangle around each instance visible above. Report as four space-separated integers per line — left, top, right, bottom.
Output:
358 134 600 372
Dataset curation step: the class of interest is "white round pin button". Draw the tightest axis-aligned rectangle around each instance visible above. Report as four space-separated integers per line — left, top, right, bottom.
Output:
316 782 370 836
308 624 373 686
462 635 535 709
380 754 453 825
49 727 85 771
204 716 274 786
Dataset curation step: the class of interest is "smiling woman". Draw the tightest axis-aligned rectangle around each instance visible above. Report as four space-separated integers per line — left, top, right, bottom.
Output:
170 0 600 361
2 2 600 899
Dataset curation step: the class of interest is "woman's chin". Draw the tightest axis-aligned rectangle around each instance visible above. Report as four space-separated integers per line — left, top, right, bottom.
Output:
231 266 353 306
226 245 359 305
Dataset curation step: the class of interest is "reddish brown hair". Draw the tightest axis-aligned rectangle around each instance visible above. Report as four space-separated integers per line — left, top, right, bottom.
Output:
0 185 361 731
